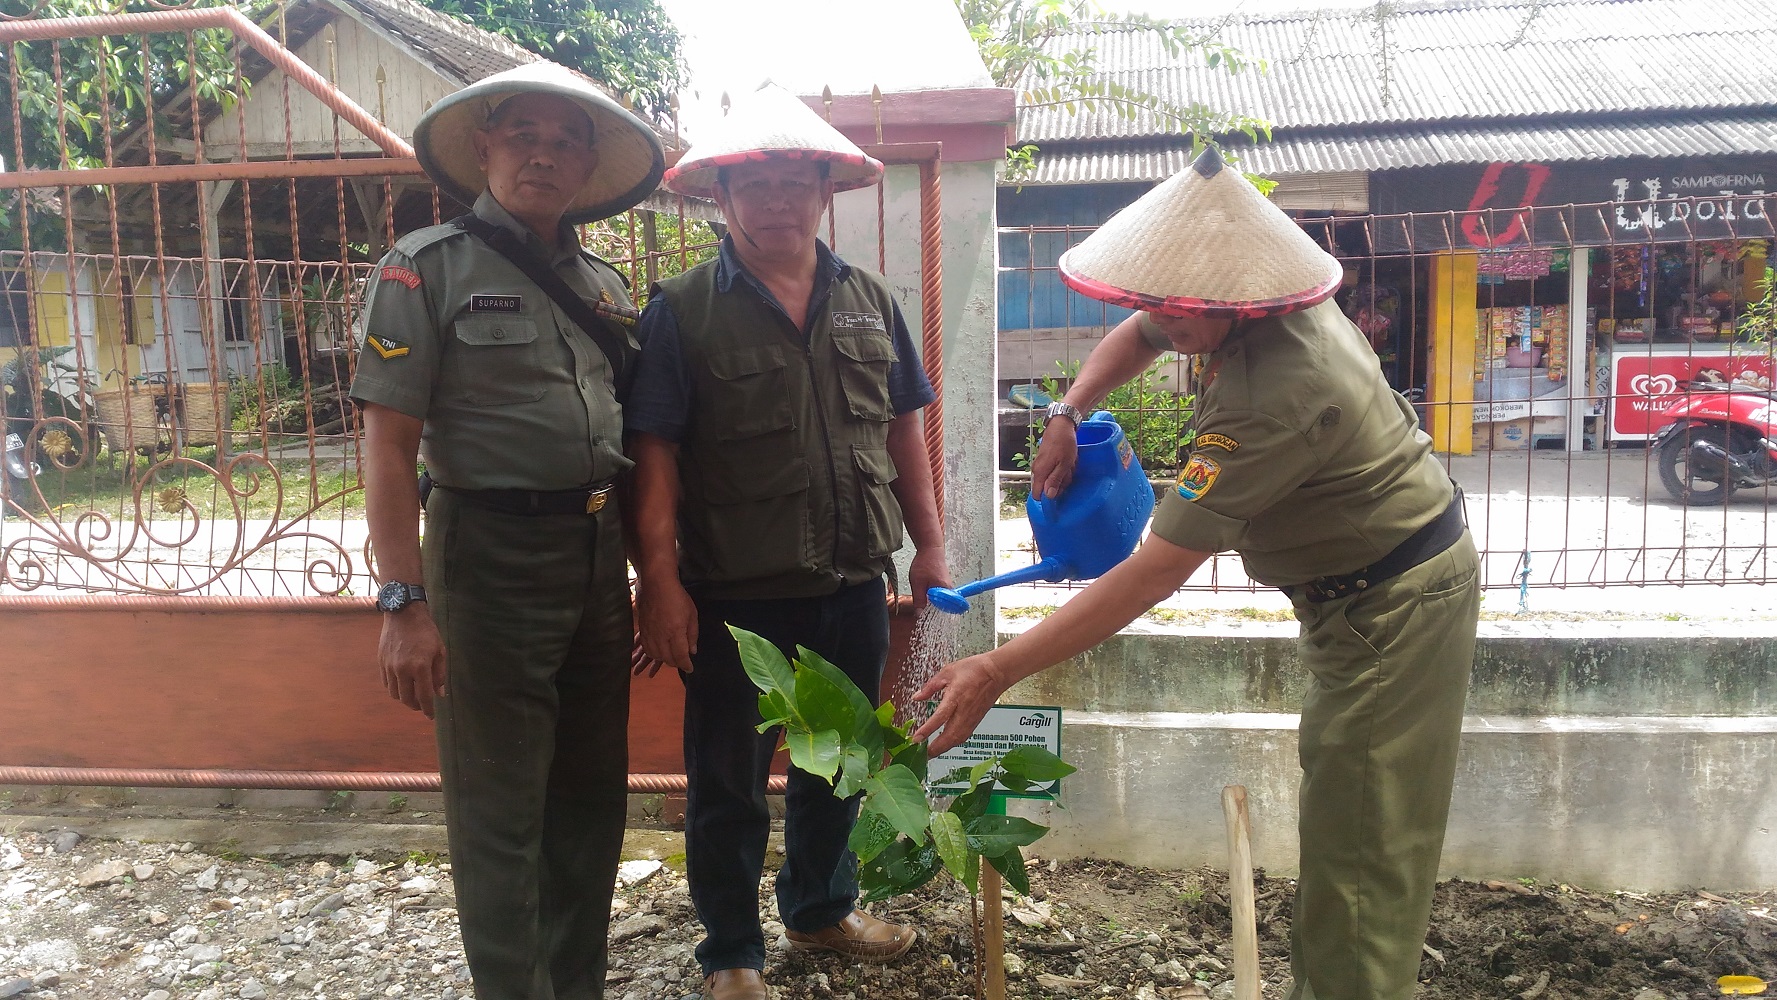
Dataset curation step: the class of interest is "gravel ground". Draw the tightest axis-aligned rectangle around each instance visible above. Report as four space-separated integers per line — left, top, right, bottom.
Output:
2 825 1772 1000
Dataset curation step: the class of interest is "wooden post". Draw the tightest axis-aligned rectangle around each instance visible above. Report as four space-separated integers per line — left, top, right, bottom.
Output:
981 856 1006 1000
1221 785 1260 1000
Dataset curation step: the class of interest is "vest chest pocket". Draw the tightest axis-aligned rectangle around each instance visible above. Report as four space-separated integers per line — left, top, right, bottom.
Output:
707 345 794 440
452 317 545 406
833 332 896 422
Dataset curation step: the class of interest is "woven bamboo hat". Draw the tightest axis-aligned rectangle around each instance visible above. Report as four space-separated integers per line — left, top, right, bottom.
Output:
662 83 883 199
414 62 666 224
1059 147 1343 319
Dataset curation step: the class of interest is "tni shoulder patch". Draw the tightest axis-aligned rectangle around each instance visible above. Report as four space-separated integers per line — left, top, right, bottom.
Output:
1176 453 1221 502
367 335 409 360
380 265 421 290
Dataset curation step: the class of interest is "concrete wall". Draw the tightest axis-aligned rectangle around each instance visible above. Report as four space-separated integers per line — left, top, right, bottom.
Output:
1005 631 1777 890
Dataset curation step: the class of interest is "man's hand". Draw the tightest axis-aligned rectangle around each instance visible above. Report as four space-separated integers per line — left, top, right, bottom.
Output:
908 548 954 611
378 606 447 719
1030 417 1080 500
637 577 698 675
909 652 1011 755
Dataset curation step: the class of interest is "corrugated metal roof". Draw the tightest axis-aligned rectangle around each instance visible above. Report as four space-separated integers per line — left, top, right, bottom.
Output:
1017 0 1777 143
1021 112 1777 184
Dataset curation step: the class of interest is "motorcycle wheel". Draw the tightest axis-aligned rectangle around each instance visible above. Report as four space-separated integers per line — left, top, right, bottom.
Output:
1658 425 1739 506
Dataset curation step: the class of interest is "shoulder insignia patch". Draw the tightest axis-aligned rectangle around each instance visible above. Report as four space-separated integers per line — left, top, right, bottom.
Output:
379 265 421 290
1175 453 1222 502
832 311 886 332
366 334 409 360
1195 432 1240 453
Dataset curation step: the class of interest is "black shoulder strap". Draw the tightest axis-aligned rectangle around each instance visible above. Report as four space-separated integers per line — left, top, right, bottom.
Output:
450 214 635 402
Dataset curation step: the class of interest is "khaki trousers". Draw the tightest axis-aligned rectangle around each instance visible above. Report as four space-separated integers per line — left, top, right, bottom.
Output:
1285 533 1479 1000
423 489 633 1000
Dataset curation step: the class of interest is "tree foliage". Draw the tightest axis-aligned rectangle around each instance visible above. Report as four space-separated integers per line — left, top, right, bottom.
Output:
419 0 686 123
956 0 1271 180
0 0 241 249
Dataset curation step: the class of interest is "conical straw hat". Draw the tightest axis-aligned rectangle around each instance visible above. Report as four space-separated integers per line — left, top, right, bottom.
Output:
662 83 883 199
1059 147 1343 319
414 62 666 225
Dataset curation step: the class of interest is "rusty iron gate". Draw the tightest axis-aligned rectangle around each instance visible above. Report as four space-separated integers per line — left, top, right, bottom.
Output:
997 197 1777 601
0 6 950 792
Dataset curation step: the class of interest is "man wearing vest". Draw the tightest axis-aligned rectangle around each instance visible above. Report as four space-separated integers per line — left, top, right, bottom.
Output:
626 84 951 1000
913 148 1480 1000
352 63 664 1000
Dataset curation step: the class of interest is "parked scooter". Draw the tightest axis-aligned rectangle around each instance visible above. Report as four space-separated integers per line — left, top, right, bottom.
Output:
1650 374 1777 505
1 346 101 466
3 431 41 499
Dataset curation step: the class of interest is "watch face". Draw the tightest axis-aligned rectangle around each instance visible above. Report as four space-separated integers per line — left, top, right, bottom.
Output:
376 582 406 612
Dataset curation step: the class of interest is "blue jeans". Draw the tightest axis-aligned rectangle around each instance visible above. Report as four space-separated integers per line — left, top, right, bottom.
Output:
682 577 890 975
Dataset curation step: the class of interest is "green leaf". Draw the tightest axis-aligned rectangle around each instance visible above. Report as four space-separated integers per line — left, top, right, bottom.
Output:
965 814 1048 857
835 745 872 800
731 627 793 700
848 809 898 865
951 785 993 823
786 728 842 783
890 739 928 783
998 773 1033 793
858 838 941 902
930 811 970 882
755 690 792 732
793 664 860 736
794 645 875 721
863 764 932 845
969 757 997 788
987 846 1031 896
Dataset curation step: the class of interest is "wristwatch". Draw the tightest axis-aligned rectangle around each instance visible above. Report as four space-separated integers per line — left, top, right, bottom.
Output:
375 581 427 613
1044 400 1084 429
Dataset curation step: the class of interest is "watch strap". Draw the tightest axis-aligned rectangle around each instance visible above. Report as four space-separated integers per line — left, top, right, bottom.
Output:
1045 400 1083 428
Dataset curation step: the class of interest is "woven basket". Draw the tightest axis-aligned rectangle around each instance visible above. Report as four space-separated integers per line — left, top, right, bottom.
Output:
178 382 231 448
92 386 165 453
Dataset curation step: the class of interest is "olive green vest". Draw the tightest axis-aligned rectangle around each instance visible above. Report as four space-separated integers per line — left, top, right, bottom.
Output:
656 259 905 599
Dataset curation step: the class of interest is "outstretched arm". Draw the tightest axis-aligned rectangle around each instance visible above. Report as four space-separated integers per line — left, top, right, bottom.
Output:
911 534 1211 754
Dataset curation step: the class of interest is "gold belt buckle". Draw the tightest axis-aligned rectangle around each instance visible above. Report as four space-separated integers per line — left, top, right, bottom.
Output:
585 487 610 514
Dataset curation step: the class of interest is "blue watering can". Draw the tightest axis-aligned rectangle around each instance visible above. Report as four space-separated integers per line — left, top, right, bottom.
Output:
928 411 1155 614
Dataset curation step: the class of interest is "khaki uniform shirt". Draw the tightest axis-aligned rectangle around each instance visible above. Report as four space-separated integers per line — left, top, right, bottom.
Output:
349 191 634 490
1147 300 1453 588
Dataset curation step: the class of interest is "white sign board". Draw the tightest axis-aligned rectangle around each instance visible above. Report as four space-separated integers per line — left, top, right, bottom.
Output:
928 705 1063 799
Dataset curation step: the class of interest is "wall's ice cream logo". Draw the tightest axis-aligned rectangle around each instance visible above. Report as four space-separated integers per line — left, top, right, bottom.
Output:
1629 373 1680 396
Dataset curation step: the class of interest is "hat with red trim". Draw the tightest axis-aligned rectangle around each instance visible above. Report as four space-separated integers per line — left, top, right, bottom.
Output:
1058 147 1343 319
662 83 883 199
414 62 666 225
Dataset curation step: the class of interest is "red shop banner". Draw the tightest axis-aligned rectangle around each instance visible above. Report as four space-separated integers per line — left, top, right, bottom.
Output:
1611 349 1777 439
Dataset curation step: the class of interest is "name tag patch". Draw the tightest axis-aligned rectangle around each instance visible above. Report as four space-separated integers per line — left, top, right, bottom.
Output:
1196 433 1240 453
366 334 409 360
832 311 886 332
470 294 523 313
1176 453 1221 502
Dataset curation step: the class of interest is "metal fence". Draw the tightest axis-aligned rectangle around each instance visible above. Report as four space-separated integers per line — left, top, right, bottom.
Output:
0 4 956 600
997 202 1777 595
0 5 728 597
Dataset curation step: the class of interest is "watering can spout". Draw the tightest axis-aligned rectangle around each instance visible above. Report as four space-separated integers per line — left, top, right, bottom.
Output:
926 557 1067 615
927 411 1155 615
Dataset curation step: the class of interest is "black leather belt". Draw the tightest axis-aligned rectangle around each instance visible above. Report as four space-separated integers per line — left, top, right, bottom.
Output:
420 471 614 516
1289 488 1467 604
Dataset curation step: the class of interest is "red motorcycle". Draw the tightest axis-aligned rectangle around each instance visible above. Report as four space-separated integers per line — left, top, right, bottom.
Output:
1650 374 1777 505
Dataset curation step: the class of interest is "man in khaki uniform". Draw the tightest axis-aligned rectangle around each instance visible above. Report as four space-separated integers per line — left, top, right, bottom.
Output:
914 147 1478 1000
352 63 664 1000
626 84 950 1000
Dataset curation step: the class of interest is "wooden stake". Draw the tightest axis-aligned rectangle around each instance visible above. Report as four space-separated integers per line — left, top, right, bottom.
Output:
982 857 1006 1000
1221 785 1261 1000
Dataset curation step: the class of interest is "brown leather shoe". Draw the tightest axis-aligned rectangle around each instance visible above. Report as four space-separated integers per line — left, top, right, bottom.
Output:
701 968 771 1000
784 909 917 963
